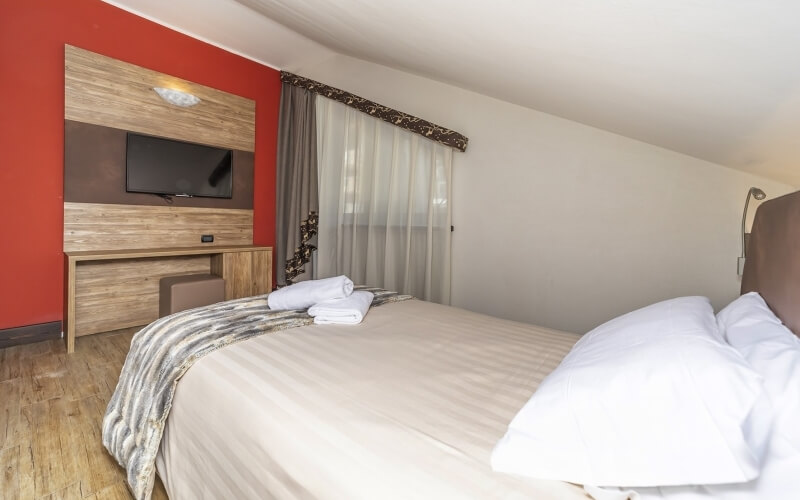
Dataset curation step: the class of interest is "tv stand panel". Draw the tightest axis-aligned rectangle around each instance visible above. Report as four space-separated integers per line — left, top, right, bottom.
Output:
63 245 272 353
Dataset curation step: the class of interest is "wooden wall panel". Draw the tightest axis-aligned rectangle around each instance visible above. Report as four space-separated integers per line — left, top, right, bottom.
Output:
211 252 249 300
65 45 255 152
228 252 253 299
64 202 253 252
74 256 210 336
252 250 273 295
210 248 272 300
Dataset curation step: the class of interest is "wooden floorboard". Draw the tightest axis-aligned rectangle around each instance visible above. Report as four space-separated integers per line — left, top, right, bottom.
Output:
0 332 168 499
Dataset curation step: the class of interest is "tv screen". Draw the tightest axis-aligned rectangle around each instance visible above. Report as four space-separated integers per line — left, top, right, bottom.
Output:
126 133 233 198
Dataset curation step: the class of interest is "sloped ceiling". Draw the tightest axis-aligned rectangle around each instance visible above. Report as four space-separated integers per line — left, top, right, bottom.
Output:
104 0 800 187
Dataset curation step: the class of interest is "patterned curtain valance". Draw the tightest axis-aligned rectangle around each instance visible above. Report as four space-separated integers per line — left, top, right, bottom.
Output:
280 71 468 153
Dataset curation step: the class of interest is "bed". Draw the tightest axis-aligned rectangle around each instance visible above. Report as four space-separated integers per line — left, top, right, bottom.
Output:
155 298 588 499
105 190 800 500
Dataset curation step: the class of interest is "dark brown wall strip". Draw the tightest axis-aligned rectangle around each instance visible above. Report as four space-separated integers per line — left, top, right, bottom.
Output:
280 71 468 152
0 321 62 348
64 120 254 209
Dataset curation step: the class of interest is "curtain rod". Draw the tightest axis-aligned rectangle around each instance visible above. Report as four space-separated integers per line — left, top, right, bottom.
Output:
280 71 468 153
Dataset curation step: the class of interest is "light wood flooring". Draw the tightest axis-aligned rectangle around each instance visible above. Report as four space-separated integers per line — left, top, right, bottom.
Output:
1 330 168 500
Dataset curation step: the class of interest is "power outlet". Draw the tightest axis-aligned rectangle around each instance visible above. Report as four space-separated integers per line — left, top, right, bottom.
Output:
201 234 214 243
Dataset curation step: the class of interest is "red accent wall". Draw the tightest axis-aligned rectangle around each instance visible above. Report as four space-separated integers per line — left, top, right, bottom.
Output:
0 0 281 330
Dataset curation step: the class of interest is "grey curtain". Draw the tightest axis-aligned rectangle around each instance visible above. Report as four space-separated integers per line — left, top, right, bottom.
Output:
275 83 318 286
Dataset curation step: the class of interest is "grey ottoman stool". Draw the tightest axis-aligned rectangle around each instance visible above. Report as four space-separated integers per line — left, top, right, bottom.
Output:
159 274 225 318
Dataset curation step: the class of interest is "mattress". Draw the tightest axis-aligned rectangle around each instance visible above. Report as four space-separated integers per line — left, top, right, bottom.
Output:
156 299 589 499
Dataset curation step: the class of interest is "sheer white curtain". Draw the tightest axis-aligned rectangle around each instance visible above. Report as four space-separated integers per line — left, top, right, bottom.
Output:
315 96 452 304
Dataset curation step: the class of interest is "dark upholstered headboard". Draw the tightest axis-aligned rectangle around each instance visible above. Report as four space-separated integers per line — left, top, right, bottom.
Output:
741 190 800 337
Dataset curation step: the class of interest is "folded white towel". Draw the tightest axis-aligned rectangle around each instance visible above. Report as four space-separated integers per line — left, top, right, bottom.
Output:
308 291 374 325
267 275 354 310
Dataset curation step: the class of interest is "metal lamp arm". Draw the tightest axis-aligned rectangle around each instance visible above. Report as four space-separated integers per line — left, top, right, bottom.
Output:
741 191 752 259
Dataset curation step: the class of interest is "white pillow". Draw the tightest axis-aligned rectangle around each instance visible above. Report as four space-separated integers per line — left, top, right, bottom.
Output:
491 296 766 487
717 292 800 459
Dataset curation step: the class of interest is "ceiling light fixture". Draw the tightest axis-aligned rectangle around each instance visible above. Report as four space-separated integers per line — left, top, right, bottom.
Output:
153 87 201 107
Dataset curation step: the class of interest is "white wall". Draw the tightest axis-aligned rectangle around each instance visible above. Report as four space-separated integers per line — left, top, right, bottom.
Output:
293 55 796 334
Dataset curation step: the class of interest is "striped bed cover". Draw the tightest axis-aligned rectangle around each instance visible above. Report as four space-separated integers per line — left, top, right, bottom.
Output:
155 299 588 499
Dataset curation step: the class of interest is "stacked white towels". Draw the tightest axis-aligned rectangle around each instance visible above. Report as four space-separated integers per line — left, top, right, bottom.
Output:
308 291 374 325
267 275 354 310
267 275 374 325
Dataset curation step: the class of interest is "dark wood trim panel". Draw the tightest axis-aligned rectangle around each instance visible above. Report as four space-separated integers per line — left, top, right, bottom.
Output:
0 321 62 348
64 120 254 209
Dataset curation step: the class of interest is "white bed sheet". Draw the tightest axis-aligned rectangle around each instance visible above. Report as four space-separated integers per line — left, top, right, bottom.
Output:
155 299 591 499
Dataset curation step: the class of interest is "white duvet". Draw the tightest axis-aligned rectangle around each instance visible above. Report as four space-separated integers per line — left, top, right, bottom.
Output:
154 294 798 500
156 299 589 499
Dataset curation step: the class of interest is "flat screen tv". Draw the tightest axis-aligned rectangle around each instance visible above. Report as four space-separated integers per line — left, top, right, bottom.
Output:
126 133 233 198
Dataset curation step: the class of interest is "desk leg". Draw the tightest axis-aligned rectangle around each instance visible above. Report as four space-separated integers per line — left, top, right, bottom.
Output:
64 257 76 353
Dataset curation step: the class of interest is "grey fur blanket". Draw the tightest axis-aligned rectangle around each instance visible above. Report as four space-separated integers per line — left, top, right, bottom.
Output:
102 287 412 500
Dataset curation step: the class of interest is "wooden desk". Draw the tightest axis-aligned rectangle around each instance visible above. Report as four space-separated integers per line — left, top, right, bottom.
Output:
64 245 272 353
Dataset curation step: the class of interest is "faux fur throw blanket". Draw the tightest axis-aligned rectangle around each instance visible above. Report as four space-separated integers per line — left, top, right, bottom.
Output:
102 287 412 500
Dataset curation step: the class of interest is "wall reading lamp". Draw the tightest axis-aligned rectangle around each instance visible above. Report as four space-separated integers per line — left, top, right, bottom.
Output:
738 187 766 276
